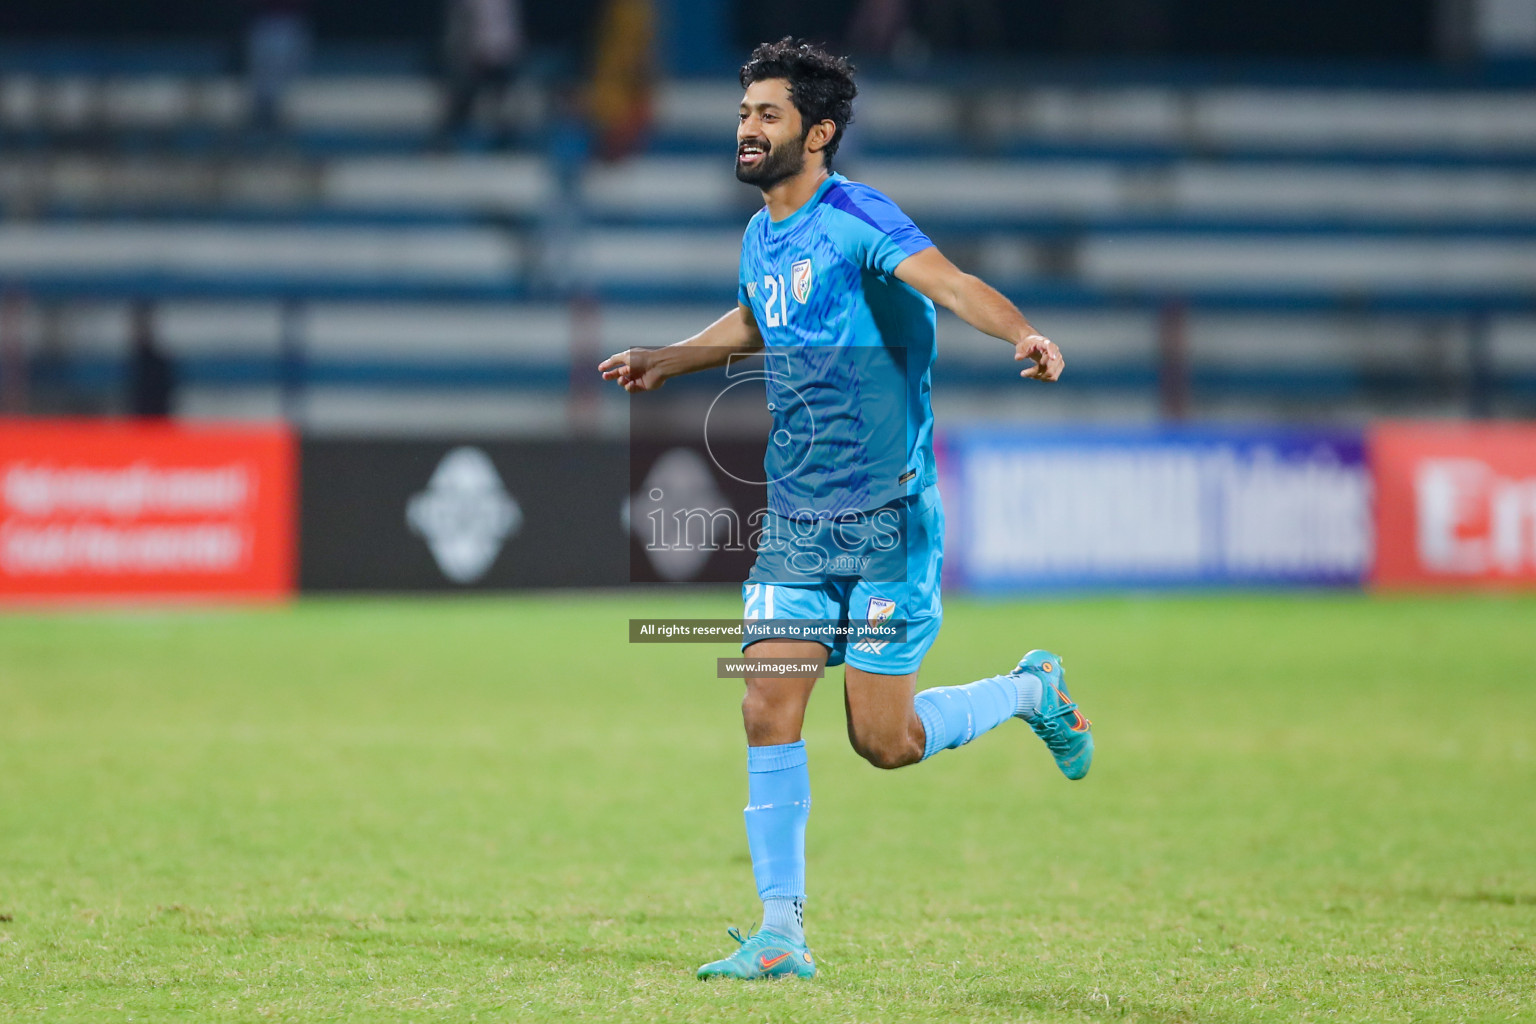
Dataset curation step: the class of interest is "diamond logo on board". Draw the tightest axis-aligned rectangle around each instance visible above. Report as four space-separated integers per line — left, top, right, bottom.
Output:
627 447 730 582
406 447 522 583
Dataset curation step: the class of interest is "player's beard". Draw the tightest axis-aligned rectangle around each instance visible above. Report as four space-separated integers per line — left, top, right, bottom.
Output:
735 130 808 189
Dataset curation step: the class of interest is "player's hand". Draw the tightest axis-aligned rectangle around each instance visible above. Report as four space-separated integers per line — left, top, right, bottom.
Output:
1015 334 1064 382
599 348 667 392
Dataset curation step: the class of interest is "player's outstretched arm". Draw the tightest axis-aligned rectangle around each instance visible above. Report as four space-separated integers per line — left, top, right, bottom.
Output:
598 304 764 393
894 247 1064 382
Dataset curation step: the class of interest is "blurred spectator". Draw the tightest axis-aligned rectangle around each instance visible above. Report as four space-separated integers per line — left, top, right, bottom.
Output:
246 0 313 132
913 0 1003 53
585 0 655 162
849 0 1010 61
31 306 77 416
1474 0 1536 57
127 303 176 419
0 290 25 415
848 0 910 58
1063 0 1170 53
440 0 526 146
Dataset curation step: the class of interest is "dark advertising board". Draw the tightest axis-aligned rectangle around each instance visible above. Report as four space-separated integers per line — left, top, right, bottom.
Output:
300 439 628 591
627 436 766 585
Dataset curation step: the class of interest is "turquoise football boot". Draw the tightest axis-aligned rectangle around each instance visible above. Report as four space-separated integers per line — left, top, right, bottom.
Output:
696 927 817 980
1013 649 1094 780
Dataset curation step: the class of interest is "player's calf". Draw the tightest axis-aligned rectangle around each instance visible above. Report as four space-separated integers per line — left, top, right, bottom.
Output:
843 665 927 769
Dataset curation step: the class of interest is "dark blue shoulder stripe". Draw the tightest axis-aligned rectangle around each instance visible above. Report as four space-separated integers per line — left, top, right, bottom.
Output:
822 182 933 256
822 183 902 234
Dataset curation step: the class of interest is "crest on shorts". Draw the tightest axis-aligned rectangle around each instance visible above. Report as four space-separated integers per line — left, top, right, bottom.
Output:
867 596 896 628
791 259 813 304
855 596 898 656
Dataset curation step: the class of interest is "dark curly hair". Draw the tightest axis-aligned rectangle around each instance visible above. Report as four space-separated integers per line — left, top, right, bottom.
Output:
739 38 857 168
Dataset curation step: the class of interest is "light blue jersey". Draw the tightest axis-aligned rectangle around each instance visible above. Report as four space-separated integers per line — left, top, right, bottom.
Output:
738 173 945 673
737 173 937 521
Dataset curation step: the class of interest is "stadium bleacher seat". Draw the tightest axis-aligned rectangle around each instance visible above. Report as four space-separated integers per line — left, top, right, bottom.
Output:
2 54 1533 426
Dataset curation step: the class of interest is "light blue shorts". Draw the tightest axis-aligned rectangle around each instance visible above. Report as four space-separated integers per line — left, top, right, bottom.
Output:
741 485 944 675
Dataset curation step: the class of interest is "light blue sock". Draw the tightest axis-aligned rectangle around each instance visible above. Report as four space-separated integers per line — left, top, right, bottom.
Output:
744 741 810 945
762 897 804 943
912 673 1041 761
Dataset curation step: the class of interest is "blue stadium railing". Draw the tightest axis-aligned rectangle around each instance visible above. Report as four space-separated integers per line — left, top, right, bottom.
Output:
5 40 1536 87
6 126 1536 167
5 276 1532 411
16 206 1536 240
21 354 1536 410
8 274 1535 312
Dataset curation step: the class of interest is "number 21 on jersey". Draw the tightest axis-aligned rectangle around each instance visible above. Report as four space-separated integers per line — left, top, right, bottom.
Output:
761 274 788 328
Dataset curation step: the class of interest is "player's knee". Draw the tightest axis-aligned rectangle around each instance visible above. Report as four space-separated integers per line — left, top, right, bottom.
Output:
741 690 770 733
851 733 921 770
740 686 776 724
741 686 797 740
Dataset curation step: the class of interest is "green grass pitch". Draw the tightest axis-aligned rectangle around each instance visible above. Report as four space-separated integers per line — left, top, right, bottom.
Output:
1 591 1533 1022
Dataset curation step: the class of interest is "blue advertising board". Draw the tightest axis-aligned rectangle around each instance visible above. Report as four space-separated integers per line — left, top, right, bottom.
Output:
939 425 1371 591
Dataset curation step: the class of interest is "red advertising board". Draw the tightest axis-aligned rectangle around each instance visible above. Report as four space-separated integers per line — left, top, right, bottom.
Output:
1372 421 1536 588
0 420 295 602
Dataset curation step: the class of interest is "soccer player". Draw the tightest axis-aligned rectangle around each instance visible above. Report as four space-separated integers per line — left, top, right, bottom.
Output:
599 38 1093 981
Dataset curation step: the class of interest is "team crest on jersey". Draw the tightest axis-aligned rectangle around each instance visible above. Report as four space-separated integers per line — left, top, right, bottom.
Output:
790 259 813 304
